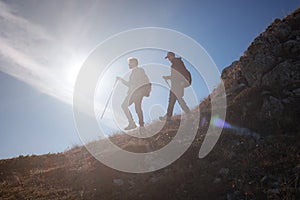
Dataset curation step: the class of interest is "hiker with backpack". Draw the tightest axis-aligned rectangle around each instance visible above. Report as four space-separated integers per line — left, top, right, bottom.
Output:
117 57 151 130
159 52 191 121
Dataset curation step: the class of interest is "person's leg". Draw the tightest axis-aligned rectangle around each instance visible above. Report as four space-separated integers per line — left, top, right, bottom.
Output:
134 96 144 127
166 91 177 118
121 95 136 129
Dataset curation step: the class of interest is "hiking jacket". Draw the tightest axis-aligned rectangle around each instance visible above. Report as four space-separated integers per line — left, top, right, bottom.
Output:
170 57 186 96
125 67 149 95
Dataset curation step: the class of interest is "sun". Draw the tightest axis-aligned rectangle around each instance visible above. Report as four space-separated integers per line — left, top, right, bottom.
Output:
65 56 86 86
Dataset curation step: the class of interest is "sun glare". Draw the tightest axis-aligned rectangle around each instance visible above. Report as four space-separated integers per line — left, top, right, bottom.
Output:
66 57 86 86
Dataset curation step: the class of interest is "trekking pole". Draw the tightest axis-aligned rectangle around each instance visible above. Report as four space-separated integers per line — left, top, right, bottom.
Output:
100 79 118 119
164 78 171 88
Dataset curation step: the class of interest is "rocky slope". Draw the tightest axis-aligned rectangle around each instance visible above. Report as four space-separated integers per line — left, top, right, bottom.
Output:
220 8 300 135
0 7 300 200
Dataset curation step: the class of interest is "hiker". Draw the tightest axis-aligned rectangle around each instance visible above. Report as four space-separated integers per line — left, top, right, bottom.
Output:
160 52 191 121
117 57 151 130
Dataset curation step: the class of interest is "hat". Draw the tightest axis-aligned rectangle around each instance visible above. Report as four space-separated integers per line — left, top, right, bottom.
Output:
165 52 175 59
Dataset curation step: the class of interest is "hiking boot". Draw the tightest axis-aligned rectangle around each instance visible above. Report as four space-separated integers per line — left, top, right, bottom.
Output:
139 122 144 128
124 123 137 130
159 115 171 121
138 126 147 135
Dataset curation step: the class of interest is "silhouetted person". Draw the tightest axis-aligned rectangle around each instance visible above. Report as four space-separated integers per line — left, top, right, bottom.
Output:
117 57 151 130
160 52 190 121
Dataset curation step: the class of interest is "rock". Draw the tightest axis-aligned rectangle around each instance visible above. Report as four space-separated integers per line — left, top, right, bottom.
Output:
217 7 300 135
113 179 124 186
128 180 135 189
12 174 21 185
226 193 234 200
281 98 290 104
242 53 277 86
236 14 300 88
260 90 272 96
260 175 268 183
228 152 236 159
213 178 221 184
289 30 300 41
221 61 240 80
260 96 284 120
128 180 135 186
262 60 300 88
267 188 280 194
271 21 292 41
150 176 160 183
221 61 246 93
293 88 300 96
282 40 300 55
218 168 230 176
230 82 246 94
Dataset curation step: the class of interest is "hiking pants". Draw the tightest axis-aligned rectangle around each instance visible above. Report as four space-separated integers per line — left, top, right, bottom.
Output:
121 94 144 127
166 90 190 118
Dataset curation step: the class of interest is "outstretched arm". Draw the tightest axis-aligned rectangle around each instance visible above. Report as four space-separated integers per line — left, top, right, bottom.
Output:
162 75 171 80
116 76 129 87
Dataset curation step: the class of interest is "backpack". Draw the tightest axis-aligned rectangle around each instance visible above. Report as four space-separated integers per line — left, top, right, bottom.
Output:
179 60 191 88
182 68 192 87
173 58 192 88
142 83 152 97
137 68 152 97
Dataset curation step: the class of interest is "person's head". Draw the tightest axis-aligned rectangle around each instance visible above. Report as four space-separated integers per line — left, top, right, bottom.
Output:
127 57 138 69
164 51 175 61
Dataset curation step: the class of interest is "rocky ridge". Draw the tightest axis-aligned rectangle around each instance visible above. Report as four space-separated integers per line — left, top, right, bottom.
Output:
220 7 300 135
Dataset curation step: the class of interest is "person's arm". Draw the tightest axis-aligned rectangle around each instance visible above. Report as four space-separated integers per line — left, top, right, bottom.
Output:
162 75 171 80
116 76 129 87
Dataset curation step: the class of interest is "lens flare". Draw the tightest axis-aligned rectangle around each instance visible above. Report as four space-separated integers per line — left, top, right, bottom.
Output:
209 115 260 140
211 115 232 129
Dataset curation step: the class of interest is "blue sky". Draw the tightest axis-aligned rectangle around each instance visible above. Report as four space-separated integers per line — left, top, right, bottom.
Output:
0 0 299 159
